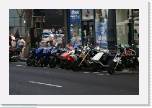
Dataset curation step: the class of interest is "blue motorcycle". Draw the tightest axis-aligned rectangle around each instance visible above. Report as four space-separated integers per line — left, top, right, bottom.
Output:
26 47 44 66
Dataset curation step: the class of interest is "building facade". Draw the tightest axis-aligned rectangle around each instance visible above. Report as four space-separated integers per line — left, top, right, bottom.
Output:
9 9 139 54
9 9 26 37
67 9 139 53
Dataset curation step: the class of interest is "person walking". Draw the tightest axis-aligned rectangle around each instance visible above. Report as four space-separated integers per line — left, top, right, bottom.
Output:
17 37 26 58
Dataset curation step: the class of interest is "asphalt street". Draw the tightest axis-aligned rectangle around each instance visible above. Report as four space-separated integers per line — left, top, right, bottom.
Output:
9 62 139 95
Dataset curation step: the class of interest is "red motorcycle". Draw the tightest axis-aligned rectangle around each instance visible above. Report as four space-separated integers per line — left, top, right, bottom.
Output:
59 49 77 69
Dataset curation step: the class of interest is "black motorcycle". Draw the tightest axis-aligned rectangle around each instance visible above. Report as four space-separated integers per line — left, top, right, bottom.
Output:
26 47 44 67
108 44 139 74
71 44 98 71
9 47 20 62
26 48 36 66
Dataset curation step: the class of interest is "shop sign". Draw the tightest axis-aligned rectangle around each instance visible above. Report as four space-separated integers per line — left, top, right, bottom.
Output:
82 9 94 20
95 10 108 48
70 9 81 24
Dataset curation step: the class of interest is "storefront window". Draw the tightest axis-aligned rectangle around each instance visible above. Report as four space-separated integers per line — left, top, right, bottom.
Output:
133 10 139 46
81 9 95 45
95 9 108 48
116 9 129 46
70 24 81 47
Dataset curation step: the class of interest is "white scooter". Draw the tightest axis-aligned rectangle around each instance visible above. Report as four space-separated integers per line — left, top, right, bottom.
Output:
91 47 112 72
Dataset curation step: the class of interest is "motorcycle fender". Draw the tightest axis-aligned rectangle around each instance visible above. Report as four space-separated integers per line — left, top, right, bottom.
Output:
91 52 104 61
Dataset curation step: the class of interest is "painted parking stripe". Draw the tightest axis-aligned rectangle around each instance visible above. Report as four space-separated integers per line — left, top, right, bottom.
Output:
29 81 63 88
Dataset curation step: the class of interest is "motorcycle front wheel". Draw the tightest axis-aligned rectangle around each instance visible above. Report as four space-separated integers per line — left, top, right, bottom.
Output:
26 58 33 66
71 61 81 71
108 62 117 75
49 57 56 68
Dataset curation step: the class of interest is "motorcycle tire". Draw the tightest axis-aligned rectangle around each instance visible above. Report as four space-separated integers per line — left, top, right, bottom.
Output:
39 57 45 67
59 59 66 69
65 61 71 70
108 62 117 75
33 60 38 67
26 58 32 66
10 57 18 62
72 61 81 71
133 57 139 70
49 58 56 68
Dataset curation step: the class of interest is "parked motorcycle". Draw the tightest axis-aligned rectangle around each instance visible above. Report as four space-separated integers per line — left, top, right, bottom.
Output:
26 48 36 66
90 47 113 72
26 47 44 67
9 47 20 62
71 44 97 71
108 44 139 74
59 48 77 69
48 46 61 68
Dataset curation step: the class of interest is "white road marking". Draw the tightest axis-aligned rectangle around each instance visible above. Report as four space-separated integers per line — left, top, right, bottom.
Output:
16 65 23 67
93 72 100 74
97 73 104 76
28 81 63 88
83 72 90 74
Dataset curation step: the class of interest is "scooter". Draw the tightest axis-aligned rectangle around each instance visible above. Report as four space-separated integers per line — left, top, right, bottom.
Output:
91 47 112 72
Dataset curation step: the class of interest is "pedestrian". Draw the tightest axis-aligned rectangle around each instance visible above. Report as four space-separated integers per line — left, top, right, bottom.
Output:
17 37 26 58
11 35 16 48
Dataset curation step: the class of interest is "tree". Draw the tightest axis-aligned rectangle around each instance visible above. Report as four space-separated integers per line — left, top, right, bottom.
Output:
16 9 25 36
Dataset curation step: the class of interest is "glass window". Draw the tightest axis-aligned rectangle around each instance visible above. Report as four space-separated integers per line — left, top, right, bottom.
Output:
14 18 20 26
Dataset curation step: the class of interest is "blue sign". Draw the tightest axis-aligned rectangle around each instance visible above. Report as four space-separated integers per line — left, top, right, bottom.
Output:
70 9 81 24
68 9 82 46
95 18 108 48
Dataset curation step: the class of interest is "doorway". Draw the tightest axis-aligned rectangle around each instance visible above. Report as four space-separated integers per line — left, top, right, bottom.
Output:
81 20 95 46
